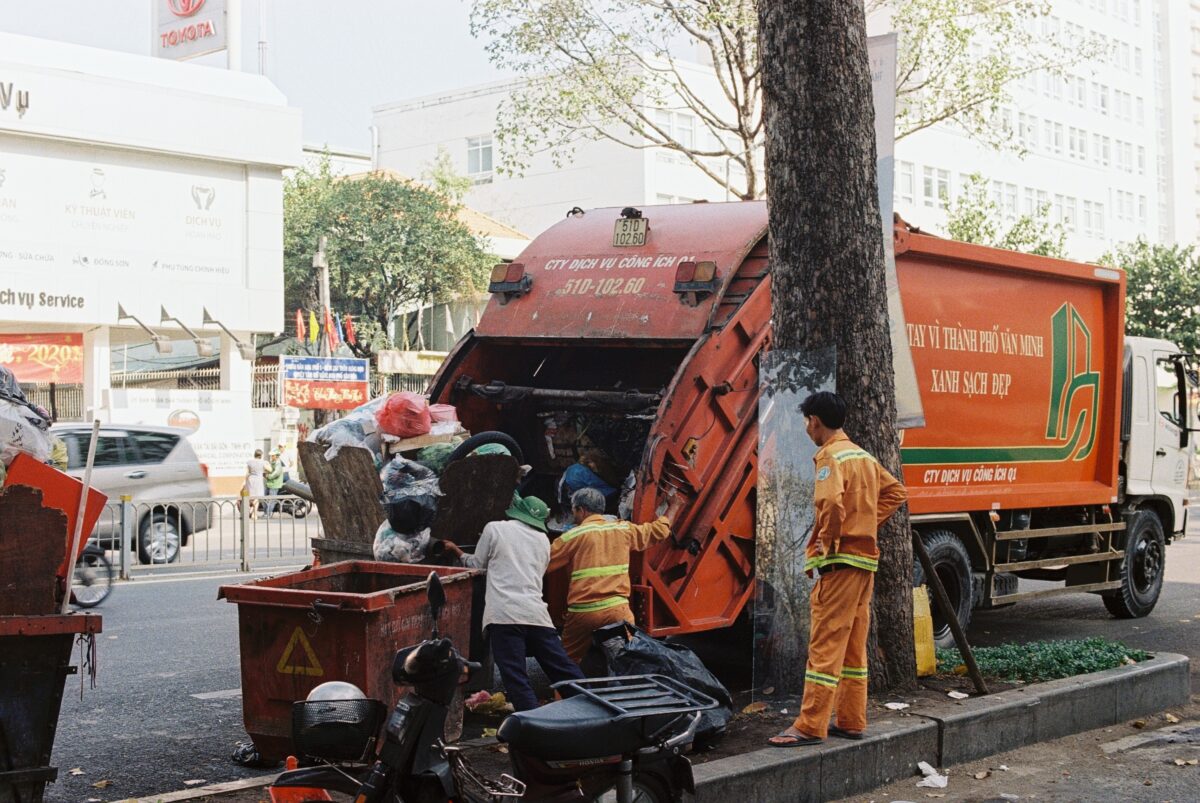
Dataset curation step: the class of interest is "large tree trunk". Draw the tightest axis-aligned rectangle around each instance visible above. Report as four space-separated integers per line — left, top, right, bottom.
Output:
759 0 916 691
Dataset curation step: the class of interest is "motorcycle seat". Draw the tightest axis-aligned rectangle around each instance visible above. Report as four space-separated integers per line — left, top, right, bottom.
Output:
497 695 679 761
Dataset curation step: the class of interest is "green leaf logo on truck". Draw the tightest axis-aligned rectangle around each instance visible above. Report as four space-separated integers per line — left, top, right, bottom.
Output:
902 303 1099 466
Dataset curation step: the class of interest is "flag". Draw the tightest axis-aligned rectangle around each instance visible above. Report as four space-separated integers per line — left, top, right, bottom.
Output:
295 309 305 341
344 314 357 346
335 313 346 345
324 306 337 352
307 310 318 344
444 306 455 340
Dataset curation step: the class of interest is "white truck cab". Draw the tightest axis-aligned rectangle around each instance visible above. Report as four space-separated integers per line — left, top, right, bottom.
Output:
1123 336 1192 539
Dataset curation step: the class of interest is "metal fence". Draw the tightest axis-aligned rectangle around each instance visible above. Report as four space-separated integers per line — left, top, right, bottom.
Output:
19 383 84 421
96 494 324 578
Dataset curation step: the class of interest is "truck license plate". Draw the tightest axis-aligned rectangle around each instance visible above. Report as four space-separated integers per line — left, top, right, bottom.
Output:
613 218 648 247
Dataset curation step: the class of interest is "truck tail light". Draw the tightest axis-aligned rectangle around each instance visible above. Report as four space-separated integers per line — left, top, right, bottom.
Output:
488 262 532 304
674 260 718 306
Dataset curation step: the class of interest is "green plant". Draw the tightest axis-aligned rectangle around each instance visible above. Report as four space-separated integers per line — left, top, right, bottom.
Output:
936 637 1151 683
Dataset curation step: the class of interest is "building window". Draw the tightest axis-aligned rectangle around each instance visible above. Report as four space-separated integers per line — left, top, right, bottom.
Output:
1092 83 1109 115
466 135 493 183
1138 195 1147 225
923 166 950 207
1064 197 1077 231
1024 187 1036 216
1004 183 1018 218
654 109 696 149
1137 145 1146 174
896 161 915 205
1018 113 1038 149
1083 201 1095 237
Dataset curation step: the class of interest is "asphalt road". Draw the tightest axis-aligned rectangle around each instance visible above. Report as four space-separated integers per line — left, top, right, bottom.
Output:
43 517 1200 802
46 572 272 803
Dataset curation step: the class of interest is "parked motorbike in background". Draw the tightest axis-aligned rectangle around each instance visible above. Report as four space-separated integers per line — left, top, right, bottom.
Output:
268 572 716 803
71 541 113 608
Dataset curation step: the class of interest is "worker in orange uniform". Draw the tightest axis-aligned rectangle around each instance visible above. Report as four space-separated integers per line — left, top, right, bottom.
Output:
769 391 907 747
549 486 686 664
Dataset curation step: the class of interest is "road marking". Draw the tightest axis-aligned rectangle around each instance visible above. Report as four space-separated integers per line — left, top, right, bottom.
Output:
277 627 324 676
191 688 242 700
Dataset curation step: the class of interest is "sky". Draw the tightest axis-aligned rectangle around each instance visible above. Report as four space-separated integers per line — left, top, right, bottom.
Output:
0 0 511 152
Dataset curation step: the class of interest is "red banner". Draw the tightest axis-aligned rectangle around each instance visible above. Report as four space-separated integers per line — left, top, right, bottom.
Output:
0 333 84 383
282 378 368 410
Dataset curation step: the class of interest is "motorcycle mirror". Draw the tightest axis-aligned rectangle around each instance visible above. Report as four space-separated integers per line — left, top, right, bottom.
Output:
426 572 445 636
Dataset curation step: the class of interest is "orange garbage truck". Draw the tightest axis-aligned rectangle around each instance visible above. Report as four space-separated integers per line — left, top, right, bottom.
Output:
429 201 1191 647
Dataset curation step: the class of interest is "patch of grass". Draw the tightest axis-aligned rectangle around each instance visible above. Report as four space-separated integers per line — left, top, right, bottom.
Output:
935 637 1152 683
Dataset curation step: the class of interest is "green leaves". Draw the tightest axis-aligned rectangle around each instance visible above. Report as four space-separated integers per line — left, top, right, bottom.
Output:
1101 241 1200 353
944 172 1067 258
935 638 1151 683
283 155 492 358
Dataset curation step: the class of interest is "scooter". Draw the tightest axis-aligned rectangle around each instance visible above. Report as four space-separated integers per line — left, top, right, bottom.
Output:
269 572 716 803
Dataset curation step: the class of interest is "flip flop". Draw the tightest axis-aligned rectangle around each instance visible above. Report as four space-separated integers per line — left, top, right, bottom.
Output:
828 725 864 741
768 730 823 747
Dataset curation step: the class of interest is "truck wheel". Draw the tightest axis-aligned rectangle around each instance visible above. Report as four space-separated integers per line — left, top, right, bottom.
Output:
1102 510 1165 619
445 431 524 464
912 530 974 650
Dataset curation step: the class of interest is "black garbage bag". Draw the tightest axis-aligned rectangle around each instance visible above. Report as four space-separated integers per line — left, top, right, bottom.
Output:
605 626 733 750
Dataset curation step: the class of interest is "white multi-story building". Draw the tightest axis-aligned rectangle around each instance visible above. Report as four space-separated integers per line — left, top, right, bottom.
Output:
373 1 1196 259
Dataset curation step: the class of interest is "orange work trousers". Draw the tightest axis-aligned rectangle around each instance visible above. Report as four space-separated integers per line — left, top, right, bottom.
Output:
793 565 874 738
561 603 634 664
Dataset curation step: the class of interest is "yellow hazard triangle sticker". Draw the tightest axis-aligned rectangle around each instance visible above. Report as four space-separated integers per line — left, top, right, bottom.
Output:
276 626 324 676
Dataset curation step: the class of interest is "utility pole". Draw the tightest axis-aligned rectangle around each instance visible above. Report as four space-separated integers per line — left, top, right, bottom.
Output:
226 0 242 71
314 235 330 357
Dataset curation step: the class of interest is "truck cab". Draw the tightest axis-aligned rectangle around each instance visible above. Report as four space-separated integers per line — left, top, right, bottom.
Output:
1122 336 1192 538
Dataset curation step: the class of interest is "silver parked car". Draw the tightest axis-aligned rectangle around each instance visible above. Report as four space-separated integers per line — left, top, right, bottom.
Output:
53 424 211 564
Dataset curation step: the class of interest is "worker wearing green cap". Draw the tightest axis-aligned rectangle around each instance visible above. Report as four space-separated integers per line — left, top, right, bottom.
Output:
441 495 583 710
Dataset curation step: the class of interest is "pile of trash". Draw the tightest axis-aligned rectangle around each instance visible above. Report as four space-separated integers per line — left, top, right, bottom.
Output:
0 367 53 484
309 391 465 462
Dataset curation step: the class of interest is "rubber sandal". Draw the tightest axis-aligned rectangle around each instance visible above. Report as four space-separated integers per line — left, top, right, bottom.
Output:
828 725 864 741
768 730 823 747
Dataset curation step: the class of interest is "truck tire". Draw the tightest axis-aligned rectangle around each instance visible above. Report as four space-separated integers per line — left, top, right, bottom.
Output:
1102 510 1165 619
445 431 524 464
912 530 974 650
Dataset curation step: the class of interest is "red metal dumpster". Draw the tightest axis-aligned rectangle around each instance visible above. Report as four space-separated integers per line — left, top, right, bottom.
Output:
218 562 475 762
0 614 102 803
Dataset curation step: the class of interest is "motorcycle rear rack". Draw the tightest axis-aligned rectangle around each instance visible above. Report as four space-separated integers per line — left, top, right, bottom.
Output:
443 744 526 800
551 674 718 720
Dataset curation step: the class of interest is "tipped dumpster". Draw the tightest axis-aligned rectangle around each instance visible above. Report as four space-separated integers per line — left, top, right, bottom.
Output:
219 561 476 762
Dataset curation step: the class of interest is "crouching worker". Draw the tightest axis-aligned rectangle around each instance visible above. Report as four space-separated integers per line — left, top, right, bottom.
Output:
550 487 686 665
440 495 583 711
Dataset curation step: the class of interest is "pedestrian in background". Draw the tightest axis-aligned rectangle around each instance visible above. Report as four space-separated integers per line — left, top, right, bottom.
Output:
264 450 285 516
245 449 267 520
769 391 907 747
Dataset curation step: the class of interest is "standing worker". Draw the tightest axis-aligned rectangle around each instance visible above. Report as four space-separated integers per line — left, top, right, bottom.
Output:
440 496 584 711
769 391 907 747
245 449 267 520
549 487 686 665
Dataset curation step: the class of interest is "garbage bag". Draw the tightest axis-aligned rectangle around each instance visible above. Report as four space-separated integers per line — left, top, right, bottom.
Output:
373 520 431 563
606 626 733 750
414 442 458 475
0 397 52 466
429 403 458 423
309 395 388 460
375 391 431 438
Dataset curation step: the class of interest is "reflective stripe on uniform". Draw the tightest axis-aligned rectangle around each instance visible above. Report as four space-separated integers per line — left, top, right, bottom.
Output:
558 522 617 544
804 553 880 573
804 669 840 688
567 595 629 613
840 666 868 679
833 449 874 463
570 563 629 581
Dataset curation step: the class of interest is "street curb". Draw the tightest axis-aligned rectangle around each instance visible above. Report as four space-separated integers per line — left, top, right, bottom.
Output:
691 717 939 803
147 654 1189 802
911 652 1190 765
691 652 1190 801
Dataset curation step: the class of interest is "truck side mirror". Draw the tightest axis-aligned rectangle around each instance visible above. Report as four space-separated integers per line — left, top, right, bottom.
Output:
1174 362 1190 449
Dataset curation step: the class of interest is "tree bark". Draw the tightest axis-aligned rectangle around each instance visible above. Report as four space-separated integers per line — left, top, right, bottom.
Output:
759 0 916 691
